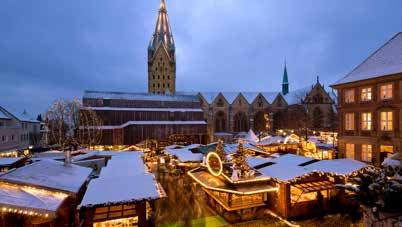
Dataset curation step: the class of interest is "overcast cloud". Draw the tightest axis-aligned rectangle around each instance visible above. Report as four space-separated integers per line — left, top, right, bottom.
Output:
0 0 401 115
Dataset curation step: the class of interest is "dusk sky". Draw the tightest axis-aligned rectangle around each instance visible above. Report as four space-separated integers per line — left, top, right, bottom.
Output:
0 0 401 116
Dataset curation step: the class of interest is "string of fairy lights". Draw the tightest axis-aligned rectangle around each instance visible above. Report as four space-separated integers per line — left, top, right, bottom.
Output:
0 182 68 218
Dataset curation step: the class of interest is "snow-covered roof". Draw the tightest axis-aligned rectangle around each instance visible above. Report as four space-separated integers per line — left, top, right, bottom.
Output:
0 110 11 120
256 154 315 182
84 91 200 102
16 110 39 123
259 163 311 182
0 157 24 166
261 92 279 104
284 86 311 105
79 153 161 208
0 159 92 193
333 32 402 86
198 92 281 105
0 183 68 217
166 149 203 163
304 159 369 175
0 105 38 123
198 92 220 104
246 156 272 168
221 92 240 104
242 92 260 104
223 143 267 155
270 154 314 166
84 106 203 112
83 120 207 130
382 152 401 168
257 136 287 145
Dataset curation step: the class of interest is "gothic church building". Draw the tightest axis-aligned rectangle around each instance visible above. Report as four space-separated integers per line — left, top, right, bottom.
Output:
147 0 338 141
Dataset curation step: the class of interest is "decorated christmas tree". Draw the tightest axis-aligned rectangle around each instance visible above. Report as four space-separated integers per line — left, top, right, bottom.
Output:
232 142 250 177
216 139 227 162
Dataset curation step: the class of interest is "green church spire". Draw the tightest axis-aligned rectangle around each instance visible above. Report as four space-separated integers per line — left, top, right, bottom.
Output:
282 60 289 95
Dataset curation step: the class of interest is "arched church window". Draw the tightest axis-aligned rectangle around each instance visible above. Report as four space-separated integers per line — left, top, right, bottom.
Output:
234 112 248 132
258 97 263 107
254 111 266 132
215 111 227 132
158 75 160 79
168 75 170 79
167 83 170 87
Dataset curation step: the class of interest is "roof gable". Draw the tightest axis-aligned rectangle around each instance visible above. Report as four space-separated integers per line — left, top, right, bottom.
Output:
242 92 260 104
261 92 280 104
199 92 220 104
304 83 334 104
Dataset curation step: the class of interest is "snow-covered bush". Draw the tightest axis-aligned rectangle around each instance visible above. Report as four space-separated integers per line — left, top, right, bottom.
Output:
338 153 402 213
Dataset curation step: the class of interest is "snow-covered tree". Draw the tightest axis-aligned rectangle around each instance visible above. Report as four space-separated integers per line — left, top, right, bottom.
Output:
215 139 227 162
338 153 402 213
232 142 250 178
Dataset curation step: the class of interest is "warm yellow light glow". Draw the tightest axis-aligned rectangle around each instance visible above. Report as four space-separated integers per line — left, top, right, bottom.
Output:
206 152 222 177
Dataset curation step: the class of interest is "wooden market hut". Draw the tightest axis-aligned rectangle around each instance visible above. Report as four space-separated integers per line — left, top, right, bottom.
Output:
188 153 278 223
0 157 26 172
256 154 373 219
78 153 165 227
0 159 92 226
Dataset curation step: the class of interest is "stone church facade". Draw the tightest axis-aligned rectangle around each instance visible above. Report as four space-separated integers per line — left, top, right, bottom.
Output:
146 0 338 141
147 0 176 94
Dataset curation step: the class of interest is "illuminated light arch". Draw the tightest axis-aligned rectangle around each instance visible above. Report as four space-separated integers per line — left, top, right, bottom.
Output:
206 152 223 177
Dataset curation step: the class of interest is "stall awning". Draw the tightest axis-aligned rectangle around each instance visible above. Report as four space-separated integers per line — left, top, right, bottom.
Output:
293 181 335 193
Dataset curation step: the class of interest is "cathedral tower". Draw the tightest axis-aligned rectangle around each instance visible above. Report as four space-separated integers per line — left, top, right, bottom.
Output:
148 0 176 94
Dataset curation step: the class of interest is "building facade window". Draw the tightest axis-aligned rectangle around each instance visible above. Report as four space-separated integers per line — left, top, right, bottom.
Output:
344 89 355 103
380 145 393 157
380 111 393 131
380 83 393 100
361 112 372 130
345 143 355 159
361 144 372 162
361 87 372 101
345 113 355 130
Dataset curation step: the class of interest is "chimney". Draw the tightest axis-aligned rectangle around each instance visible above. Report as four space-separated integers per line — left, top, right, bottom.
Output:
65 148 72 166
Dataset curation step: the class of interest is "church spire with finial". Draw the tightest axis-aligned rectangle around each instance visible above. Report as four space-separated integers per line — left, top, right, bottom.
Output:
148 0 176 94
282 59 289 95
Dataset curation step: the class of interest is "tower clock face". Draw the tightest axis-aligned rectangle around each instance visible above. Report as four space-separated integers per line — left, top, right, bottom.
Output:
206 152 223 176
